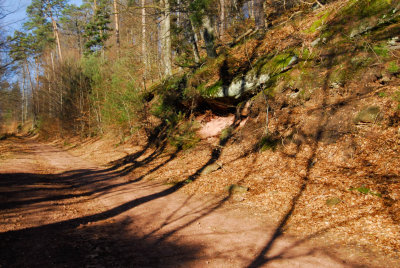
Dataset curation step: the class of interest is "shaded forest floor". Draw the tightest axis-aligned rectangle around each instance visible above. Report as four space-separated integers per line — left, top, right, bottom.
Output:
0 132 399 267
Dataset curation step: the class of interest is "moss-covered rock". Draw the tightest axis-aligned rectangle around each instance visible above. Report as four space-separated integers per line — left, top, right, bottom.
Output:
202 53 298 100
354 106 381 123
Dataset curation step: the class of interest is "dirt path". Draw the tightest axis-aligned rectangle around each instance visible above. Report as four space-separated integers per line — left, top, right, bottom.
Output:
0 136 395 267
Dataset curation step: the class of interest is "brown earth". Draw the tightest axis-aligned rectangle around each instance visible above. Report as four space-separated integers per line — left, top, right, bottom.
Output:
0 131 400 267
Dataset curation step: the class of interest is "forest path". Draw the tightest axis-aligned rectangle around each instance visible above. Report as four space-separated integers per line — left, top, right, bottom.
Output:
0 136 379 267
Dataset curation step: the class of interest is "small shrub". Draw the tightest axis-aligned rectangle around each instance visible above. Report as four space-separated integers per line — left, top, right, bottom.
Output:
184 178 193 184
258 134 279 152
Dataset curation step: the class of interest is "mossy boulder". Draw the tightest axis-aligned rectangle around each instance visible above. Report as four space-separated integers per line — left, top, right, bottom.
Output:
354 106 381 123
203 53 298 100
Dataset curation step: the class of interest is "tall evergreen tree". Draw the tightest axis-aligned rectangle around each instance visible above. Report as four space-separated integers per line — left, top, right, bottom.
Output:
84 0 112 55
25 0 67 60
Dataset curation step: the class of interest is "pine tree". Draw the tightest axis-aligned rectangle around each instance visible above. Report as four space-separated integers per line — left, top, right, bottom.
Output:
84 0 112 55
25 0 67 60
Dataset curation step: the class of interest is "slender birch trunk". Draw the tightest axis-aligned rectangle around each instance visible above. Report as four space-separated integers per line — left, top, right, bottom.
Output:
220 0 225 37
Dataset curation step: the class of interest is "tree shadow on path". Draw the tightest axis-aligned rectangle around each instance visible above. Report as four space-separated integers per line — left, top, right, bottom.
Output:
0 115 245 267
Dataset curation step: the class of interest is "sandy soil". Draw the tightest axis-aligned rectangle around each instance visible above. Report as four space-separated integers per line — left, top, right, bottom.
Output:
0 135 399 267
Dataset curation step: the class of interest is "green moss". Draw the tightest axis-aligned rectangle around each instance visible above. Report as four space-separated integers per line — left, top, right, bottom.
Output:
320 29 334 40
326 197 342 206
299 48 318 60
342 0 392 19
359 0 392 17
354 106 381 123
330 67 347 85
388 61 400 74
373 43 390 58
350 55 375 68
377 91 387 97
260 52 294 75
307 10 331 33
200 80 223 97
220 126 233 143
192 54 225 78
259 135 279 152
393 90 400 102
349 185 382 197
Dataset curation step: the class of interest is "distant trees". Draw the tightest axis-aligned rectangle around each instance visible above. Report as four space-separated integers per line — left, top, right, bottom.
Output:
0 83 22 127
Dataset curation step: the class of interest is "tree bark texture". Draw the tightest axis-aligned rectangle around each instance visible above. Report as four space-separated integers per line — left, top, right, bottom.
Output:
253 0 265 29
161 0 172 76
113 0 120 54
203 15 217 58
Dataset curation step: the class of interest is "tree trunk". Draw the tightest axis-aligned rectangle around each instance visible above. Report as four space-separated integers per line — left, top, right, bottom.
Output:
202 15 217 58
220 0 225 37
161 0 172 76
21 67 26 124
142 0 147 78
189 19 200 64
177 0 181 27
34 58 41 117
253 0 265 30
25 60 37 124
249 0 254 19
50 14 63 61
75 20 82 56
113 0 120 55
